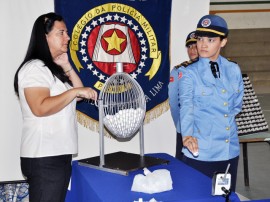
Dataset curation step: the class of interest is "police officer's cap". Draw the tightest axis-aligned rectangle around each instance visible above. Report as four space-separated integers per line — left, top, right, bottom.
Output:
196 15 228 37
185 31 197 47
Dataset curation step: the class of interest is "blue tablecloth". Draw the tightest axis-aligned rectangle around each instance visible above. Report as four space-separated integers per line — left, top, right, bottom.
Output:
66 153 240 202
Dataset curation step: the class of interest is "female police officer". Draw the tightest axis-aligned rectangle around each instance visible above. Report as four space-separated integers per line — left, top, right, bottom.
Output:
178 15 244 192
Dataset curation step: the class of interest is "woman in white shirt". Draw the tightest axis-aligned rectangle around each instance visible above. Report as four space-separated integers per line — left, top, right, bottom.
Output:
14 12 97 202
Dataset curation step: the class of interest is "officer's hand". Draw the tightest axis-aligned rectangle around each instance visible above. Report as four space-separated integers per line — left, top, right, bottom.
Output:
183 136 199 156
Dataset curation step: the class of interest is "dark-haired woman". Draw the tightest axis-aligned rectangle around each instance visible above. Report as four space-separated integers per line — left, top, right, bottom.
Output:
14 12 97 202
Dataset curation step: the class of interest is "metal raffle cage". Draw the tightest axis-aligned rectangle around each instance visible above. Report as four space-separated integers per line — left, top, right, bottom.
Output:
100 64 146 139
79 63 168 175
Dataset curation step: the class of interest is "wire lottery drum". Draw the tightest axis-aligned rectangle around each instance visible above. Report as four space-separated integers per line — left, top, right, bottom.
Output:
100 69 146 139
78 63 168 175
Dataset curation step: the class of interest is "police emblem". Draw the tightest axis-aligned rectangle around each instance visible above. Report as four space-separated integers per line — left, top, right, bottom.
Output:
56 0 172 126
70 4 162 91
189 32 196 39
201 18 211 27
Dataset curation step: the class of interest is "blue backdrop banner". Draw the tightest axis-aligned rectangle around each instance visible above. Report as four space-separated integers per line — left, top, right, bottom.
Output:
55 0 172 131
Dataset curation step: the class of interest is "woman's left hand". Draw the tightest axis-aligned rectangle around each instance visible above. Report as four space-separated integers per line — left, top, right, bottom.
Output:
54 53 71 71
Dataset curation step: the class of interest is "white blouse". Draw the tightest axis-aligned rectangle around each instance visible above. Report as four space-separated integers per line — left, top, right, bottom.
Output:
18 59 78 158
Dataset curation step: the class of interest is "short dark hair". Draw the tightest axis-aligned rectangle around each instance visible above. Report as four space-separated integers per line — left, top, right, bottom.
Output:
14 12 71 97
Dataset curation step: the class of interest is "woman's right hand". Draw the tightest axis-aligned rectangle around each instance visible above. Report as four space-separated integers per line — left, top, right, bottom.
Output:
75 87 98 101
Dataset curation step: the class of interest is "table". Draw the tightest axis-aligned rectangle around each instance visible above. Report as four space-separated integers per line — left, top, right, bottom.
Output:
65 153 240 202
239 131 270 186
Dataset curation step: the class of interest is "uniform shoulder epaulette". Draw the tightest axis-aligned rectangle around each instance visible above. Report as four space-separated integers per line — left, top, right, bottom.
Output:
175 58 199 69
226 57 238 64
175 61 188 69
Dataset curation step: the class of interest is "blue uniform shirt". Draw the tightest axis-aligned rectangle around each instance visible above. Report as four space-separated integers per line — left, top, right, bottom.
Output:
168 66 181 133
179 56 244 161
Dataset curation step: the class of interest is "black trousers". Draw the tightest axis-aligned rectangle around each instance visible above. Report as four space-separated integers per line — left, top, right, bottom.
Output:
21 154 72 202
182 155 239 192
175 132 183 161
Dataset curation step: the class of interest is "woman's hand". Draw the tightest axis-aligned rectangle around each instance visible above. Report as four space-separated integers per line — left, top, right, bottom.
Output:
75 87 98 101
54 53 98 101
183 136 199 156
54 53 72 72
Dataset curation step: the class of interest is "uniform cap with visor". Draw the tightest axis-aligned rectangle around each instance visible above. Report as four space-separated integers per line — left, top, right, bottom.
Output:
195 15 228 37
185 31 197 47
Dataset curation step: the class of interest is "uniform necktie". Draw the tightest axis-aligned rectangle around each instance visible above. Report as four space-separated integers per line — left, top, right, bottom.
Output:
210 61 220 78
